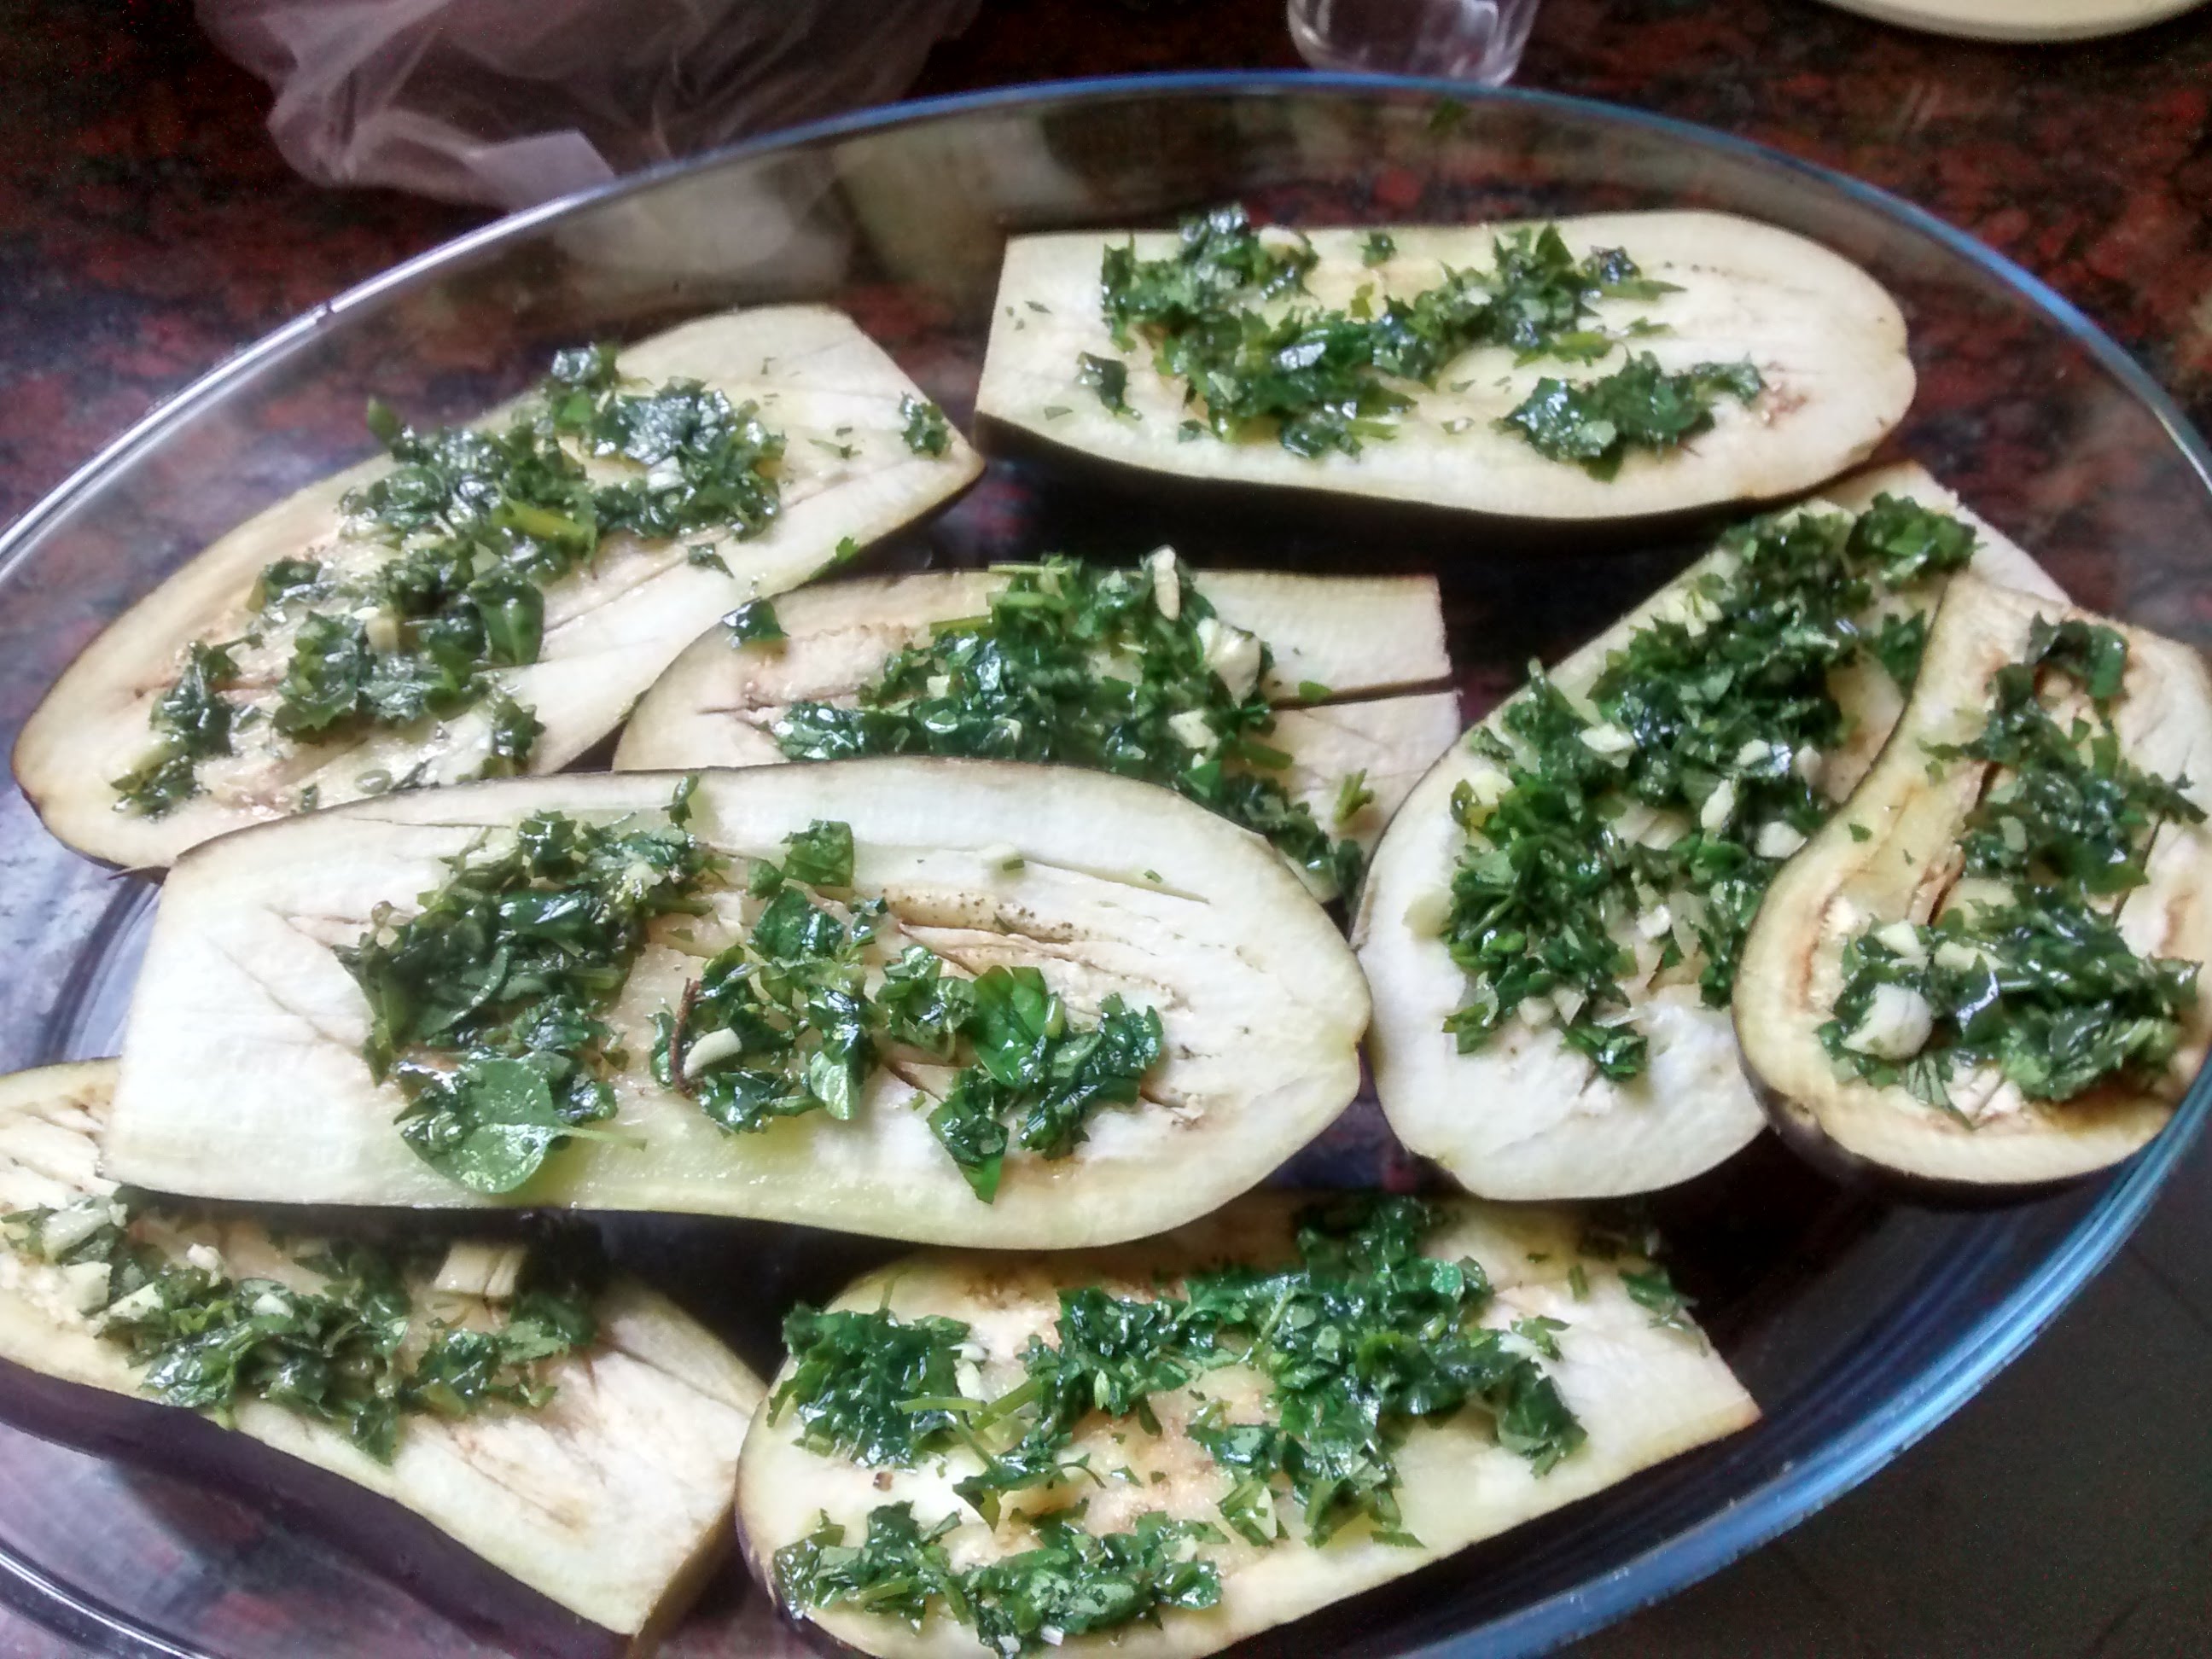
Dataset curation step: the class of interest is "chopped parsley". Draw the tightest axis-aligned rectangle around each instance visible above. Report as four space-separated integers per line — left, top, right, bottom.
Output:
1821 618 2204 1113
899 394 954 457
924 969 1163 1201
1441 496 1982 1079
775 1197 1585 1601
119 344 787 816
724 597 786 644
657 836 1163 1201
1335 768 1376 825
253 557 329 610
1512 1313 1569 1358
770 555 1364 897
1620 1266 1700 1341
337 800 719 1192
1092 204 1686 459
1078 352 1132 416
480 693 543 777
112 641 245 817
780 818 854 888
651 875 882 1137
776 1503 1223 1654
4 1199 598 1460
1499 354 1764 479
771 1305 971 1466
1360 230 1397 267
1871 610 1931 688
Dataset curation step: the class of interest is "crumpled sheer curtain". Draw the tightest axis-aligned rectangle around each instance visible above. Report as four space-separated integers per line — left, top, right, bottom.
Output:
197 0 982 209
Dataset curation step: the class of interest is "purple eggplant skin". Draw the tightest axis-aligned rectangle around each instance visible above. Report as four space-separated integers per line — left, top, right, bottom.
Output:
1742 1068 2117 1211
969 411 1773 556
0 1350 736 1658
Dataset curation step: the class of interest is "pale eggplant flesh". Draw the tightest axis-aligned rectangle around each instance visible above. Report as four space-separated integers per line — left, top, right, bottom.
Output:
1735 575 2212 1194
0 1060 764 1652
613 564 1461 877
975 212 1913 522
15 306 985 870
1353 463 2066 1201
736 1190 1758 1659
103 760 1371 1247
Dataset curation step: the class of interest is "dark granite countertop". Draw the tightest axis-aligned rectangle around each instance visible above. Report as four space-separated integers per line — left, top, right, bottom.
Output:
4 1 2211 1655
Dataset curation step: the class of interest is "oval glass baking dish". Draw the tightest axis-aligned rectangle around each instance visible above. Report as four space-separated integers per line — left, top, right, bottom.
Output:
0 73 2207 1659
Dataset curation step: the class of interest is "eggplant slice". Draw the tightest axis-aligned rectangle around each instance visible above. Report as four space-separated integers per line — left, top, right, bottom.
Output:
103 761 1369 1246
16 306 984 870
1737 576 2212 1191
1354 464 2065 1200
975 212 1912 521
0 1060 761 1648
614 565 1460 872
737 1190 1756 1659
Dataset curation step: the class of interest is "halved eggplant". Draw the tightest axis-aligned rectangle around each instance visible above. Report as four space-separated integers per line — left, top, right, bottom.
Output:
1736 575 2212 1193
975 212 1912 521
103 760 1369 1246
16 306 984 870
0 1060 762 1652
736 1190 1756 1659
613 563 1459 871
1353 464 2065 1200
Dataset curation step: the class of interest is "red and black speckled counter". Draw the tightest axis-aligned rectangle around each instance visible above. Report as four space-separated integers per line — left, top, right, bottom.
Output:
4 0 2209 535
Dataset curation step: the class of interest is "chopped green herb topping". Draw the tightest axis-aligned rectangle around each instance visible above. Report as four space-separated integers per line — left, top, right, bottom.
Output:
781 818 855 888
338 803 719 1192
253 557 329 611
4 1200 598 1460
1335 768 1377 825
774 1196 1587 1616
121 344 787 816
1078 352 1132 416
1094 204 1682 459
899 394 954 457
925 969 1163 1202
660 853 1163 1200
771 554 1362 896
724 597 786 644
1620 1266 1700 1341
1822 618 2204 1112
1871 610 1930 689
1498 354 1764 480
771 1305 972 1466
112 641 244 817
1512 1313 1569 1359
1441 497 1982 1079
1360 230 1397 267
480 693 543 778
652 874 882 1137
666 772 700 826
775 1503 1223 1654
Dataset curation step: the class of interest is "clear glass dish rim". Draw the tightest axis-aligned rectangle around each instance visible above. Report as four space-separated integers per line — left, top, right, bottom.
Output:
0 69 2207 1659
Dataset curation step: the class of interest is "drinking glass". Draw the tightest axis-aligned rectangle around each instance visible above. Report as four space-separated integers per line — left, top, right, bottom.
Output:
1288 0 1540 83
